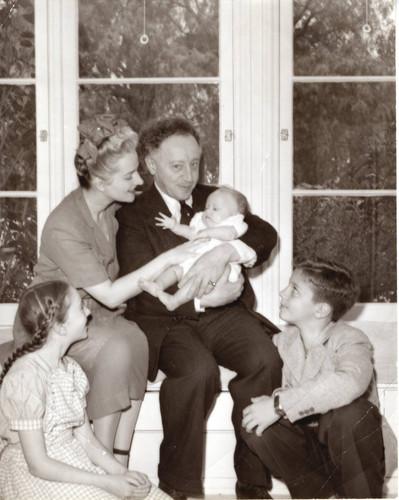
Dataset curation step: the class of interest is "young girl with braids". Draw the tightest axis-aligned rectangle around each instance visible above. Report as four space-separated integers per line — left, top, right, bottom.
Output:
9 114 205 465
0 281 171 500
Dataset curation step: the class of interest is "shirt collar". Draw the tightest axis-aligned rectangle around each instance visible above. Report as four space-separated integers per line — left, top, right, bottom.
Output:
154 183 193 221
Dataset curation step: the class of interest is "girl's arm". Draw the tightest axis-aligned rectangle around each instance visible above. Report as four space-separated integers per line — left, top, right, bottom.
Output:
74 416 151 499
85 239 206 309
19 428 145 498
73 412 127 474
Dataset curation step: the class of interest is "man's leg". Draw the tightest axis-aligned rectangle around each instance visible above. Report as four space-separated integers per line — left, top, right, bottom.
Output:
243 419 336 498
198 304 282 493
319 399 385 498
157 319 220 497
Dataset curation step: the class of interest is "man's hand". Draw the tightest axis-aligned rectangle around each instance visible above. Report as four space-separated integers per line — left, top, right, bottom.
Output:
198 266 244 308
179 243 239 298
242 395 280 436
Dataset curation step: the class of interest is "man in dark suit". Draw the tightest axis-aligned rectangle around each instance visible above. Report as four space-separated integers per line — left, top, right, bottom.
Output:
116 116 282 500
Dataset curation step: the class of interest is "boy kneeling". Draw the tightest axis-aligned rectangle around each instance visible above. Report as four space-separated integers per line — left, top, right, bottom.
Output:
242 258 385 498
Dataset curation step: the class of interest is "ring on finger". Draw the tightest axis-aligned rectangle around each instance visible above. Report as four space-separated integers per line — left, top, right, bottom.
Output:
208 280 216 287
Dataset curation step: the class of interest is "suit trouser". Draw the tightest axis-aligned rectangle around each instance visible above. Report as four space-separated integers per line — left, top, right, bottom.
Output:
243 398 385 498
146 303 282 495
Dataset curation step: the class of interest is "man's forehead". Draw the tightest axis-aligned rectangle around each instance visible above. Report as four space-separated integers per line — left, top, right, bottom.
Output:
158 134 201 153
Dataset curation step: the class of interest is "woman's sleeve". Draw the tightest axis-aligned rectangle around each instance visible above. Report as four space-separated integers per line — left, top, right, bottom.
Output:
43 224 109 289
0 372 45 431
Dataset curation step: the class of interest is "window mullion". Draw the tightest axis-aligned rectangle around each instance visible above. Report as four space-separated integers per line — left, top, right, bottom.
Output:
294 190 396 197
293 76 395 83
35 0 50 237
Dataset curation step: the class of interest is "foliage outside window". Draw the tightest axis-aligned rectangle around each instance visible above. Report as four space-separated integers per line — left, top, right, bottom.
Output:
293 0 396 303
0 0 36 303
78 0 219 186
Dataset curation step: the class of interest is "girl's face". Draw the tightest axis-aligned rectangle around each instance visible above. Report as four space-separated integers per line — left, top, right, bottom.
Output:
103 152 143 203
63 288 90 343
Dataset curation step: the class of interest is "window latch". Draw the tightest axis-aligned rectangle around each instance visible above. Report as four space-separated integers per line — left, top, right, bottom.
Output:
280 129 289 141
40 130 48 142
225 130 233 142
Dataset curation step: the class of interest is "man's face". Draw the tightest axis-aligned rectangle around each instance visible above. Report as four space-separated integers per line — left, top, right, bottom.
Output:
147 134 201 201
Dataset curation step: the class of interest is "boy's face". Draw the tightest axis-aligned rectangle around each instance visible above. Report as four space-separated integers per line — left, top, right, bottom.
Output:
279 269 319 325
203 190 238 227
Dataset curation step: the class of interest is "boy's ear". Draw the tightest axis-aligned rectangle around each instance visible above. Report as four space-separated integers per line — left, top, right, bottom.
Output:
314 302 332 319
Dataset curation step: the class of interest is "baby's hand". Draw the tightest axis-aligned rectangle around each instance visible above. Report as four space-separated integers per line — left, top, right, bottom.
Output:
155 212 176 230
242 395 279 436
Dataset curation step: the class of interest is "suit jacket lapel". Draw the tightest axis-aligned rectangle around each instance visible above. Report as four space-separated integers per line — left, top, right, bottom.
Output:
301 322 335 381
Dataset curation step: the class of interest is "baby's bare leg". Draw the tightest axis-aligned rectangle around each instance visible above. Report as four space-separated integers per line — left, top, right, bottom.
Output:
139 265 183 297
157 279 197 311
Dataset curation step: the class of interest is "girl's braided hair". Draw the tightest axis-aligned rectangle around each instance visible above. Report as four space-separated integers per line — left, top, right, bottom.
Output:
0 281 71 386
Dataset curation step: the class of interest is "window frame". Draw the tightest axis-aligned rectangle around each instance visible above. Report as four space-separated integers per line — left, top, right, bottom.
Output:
279 0 396 322
61 0 234 195
0 0 50 325
0 0 234 325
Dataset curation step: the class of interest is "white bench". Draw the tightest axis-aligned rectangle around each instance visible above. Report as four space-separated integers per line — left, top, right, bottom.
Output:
1 321 397 498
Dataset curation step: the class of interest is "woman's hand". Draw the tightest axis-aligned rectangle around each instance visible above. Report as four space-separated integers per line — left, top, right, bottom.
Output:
166 239 209 265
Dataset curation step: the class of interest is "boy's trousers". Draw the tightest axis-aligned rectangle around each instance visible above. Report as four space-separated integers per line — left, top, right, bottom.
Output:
243 397 385 498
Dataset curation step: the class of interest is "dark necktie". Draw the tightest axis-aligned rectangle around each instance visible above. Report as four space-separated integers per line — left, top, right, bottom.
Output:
180 201 194 225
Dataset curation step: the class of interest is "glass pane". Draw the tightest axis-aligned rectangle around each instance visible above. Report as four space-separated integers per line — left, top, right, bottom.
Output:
79 0 218 78
294 83 395 190
0 0 35 78
0 198 36 303
293 196 396 303
0 85 36 191
79 83 219 185
294 0 395 76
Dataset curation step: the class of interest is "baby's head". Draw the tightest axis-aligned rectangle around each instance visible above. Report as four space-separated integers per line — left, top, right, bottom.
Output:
280 258 359 325
203 187 248 227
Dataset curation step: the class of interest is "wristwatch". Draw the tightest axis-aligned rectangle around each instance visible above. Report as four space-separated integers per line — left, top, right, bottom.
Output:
273 390 286 418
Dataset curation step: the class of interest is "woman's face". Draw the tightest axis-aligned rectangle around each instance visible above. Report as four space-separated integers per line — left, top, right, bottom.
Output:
103 151 143 203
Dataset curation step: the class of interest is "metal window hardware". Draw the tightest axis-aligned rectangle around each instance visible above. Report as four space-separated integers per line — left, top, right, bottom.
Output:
225 129 233 142
40 130 48 142
280 129 289 141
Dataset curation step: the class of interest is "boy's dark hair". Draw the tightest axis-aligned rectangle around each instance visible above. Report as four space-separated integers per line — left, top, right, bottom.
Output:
294 258 360 322
137 116 202 163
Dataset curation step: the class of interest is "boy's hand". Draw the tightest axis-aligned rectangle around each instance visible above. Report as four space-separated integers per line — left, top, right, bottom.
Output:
155 212 176 230
242 395 280 436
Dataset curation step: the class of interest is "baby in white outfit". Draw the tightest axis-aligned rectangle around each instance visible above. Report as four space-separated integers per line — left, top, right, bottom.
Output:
139 187 256 311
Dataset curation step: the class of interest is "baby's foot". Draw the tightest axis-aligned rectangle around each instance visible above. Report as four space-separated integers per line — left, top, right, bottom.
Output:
157 291 180 312
138 279 162 297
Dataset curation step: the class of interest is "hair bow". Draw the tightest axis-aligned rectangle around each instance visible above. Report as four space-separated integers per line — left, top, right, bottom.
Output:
76 114 129 164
